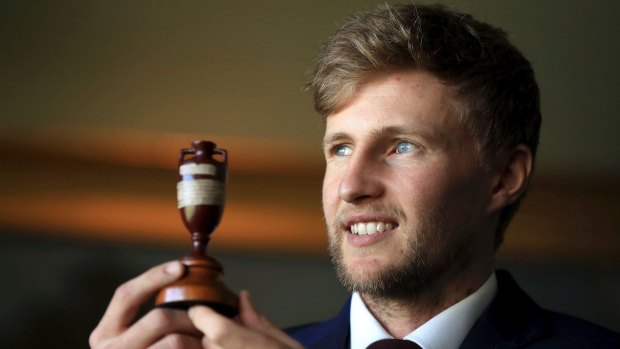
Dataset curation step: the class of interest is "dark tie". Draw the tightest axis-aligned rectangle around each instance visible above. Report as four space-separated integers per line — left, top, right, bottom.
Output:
367 338 422 349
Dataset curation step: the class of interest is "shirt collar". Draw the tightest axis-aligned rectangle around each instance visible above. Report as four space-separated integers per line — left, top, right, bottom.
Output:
349 272 497 349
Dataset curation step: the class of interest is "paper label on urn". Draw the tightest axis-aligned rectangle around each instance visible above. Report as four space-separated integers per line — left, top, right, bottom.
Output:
179 163 217 176
177 179 225 208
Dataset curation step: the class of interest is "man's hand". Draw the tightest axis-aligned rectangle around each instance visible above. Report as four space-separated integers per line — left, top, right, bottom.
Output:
89 261 203 349
188 290 304 349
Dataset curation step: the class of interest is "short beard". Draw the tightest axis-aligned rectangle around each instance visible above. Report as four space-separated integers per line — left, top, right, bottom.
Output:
327 204 474 302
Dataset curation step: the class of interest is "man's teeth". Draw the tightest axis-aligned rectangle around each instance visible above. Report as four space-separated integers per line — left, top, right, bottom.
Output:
350 222 394 235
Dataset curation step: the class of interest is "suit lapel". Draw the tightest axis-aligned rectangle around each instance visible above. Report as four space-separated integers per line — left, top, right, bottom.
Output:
460 270 553 349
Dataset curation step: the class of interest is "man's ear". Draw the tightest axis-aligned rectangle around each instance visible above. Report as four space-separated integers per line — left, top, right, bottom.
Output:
487 144 533 214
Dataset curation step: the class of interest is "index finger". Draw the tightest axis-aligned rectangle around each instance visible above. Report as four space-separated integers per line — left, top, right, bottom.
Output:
189 305 295 349
95 261 184 336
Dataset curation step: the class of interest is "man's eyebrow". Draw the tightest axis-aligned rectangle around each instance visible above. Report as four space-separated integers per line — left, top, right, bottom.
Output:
323 124 441 148
322 132 350 147
370 125 437 141
370 125 408 137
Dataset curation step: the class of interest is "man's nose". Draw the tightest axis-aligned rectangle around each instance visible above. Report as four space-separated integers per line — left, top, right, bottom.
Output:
338 154 384 204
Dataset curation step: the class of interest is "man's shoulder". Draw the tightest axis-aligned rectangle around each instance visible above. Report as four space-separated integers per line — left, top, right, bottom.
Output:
462 270 620 348
285 322 325 339
535 308 620 347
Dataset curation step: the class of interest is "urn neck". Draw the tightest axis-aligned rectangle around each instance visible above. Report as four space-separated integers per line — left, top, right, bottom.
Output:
191 232 210 256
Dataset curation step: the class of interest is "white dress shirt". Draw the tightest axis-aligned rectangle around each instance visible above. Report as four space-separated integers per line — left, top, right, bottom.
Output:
349 272 497 349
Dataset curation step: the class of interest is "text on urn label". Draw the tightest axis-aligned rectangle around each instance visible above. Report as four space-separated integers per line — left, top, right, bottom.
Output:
177 179 225 208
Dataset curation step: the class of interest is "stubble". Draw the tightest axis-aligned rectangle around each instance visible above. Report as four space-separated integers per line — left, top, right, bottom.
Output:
327 203 475 303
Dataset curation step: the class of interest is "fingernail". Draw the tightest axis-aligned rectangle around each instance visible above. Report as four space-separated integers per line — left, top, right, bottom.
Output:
164 261 182 275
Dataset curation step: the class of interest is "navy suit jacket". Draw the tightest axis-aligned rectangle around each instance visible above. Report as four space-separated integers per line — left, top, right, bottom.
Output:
287 270 620 348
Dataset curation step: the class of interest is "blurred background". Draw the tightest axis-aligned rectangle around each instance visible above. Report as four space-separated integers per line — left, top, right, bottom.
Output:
1 0 619 347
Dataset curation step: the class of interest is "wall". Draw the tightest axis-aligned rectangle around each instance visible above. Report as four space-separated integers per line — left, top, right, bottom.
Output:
1 1 619 347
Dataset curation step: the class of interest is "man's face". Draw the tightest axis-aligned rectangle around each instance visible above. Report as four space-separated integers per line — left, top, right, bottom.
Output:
322 70 496 298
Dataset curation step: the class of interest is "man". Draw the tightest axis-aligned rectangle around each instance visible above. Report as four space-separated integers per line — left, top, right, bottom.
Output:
90 3 620 349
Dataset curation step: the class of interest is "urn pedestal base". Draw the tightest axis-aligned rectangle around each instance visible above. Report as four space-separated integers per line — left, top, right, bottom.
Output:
155 255 238 318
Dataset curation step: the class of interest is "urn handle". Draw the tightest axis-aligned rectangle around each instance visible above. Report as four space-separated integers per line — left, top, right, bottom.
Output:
178 141 227 167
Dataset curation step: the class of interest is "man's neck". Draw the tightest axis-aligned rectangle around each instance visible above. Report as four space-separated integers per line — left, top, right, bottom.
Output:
360 268 491 338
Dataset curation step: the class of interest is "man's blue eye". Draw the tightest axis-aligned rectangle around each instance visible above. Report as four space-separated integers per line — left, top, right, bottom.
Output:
396 141 415 154
335 146 352 156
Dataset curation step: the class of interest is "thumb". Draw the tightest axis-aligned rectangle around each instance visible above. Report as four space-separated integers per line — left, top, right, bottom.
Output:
237 290 304 349
238 290 270 330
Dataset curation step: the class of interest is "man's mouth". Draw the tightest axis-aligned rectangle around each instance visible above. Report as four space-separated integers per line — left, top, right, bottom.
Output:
349 221 396 235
